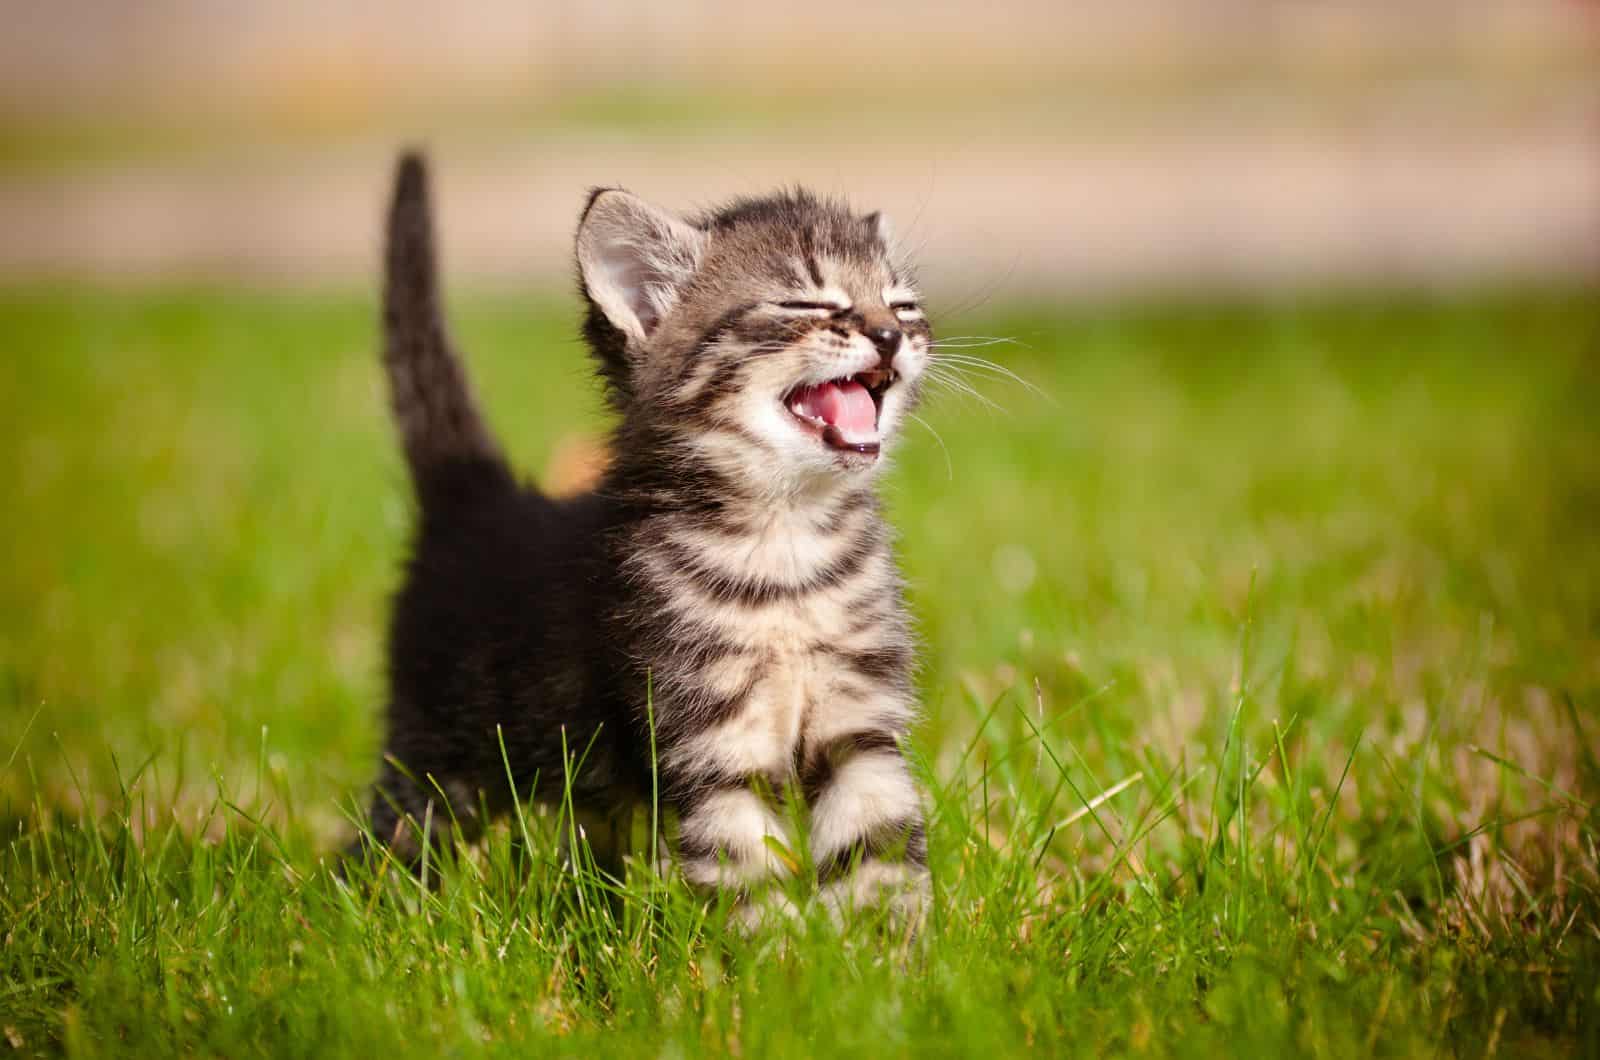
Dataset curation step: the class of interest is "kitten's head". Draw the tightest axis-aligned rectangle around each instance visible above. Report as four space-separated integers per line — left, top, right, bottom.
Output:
576 187 929 489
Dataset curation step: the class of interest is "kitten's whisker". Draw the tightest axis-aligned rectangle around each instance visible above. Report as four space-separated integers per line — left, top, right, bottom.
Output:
930 354 1054 403
927 336 1027 348
923 367 988 401
921 365 1017 398
928 333 1028 343
923 368 1004 412
908 413 953 482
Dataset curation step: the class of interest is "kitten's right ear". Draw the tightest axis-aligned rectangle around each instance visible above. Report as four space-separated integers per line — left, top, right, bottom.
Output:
576 189 706 344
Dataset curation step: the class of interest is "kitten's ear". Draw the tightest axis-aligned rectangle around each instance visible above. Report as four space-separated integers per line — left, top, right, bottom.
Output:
577 189 706 343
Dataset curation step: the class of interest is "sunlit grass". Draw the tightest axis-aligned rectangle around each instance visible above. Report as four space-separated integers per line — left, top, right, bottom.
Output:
2 286 1597 1056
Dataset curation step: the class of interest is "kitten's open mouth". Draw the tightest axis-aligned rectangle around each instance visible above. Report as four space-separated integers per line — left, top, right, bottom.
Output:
784 368 896 456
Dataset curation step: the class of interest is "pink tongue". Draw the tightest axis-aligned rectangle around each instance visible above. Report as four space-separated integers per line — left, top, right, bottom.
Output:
794 379 877 440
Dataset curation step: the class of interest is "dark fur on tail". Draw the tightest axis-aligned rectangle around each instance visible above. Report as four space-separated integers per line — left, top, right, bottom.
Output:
383 152 512 510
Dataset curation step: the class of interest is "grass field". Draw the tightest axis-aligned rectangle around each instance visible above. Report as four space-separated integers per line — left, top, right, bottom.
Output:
2 285 1598 1057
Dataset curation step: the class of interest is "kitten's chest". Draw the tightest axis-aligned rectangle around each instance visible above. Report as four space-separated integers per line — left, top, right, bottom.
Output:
636 502 909 775
708 597 876 775
748 624 822 756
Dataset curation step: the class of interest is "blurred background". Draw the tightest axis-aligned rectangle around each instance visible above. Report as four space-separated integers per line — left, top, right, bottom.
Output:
4 10 1600 1052
3 0 1598 294
9 12 1600 1056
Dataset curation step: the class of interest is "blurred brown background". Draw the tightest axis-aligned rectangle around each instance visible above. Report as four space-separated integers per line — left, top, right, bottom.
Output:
2 0 1597 296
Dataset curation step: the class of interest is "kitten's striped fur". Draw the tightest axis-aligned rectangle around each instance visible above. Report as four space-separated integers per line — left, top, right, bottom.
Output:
355 152 931 917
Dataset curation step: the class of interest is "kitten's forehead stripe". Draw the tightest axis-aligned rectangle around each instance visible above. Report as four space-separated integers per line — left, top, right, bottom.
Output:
695 188 893 270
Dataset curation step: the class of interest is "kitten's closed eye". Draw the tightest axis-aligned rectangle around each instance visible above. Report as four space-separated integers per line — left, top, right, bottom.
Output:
776 300 850 315
889 301 923 321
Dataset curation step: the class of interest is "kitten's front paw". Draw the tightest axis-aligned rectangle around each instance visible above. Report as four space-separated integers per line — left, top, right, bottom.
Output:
818 860 930 931
728 888 803 934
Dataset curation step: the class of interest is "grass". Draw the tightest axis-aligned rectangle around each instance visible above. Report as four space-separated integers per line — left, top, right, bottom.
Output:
2 284 1598 1057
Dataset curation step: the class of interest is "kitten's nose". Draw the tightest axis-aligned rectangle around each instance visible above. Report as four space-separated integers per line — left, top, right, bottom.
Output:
866 325 902 361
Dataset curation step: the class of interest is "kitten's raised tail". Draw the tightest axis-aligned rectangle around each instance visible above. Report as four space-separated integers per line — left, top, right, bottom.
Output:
383 151 512 510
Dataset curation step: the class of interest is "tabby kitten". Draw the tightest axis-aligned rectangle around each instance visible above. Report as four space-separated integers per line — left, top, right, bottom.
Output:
357 152 931 916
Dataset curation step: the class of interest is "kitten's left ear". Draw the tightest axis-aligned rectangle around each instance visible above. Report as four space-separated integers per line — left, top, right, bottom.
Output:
577 188 706 344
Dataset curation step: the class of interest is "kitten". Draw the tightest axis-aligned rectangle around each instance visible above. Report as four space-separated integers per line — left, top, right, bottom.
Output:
355 151 931 917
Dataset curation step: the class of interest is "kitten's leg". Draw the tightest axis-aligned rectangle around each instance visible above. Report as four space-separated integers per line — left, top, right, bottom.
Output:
674 778 794 890
804 732 929 921
659 704 799 925
673 778 803 929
